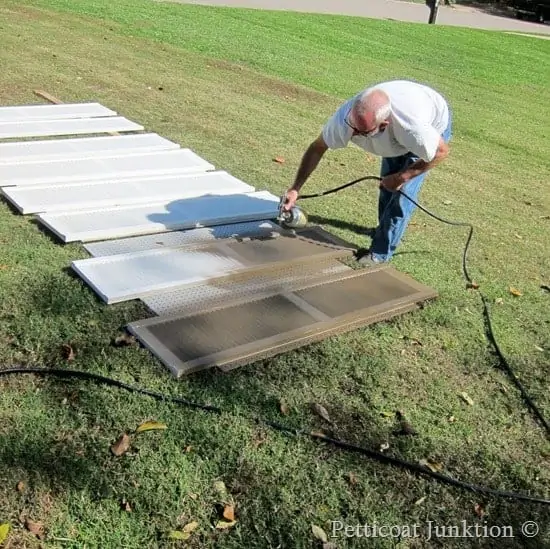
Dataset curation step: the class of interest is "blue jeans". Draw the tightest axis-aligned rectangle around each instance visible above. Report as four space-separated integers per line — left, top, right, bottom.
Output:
370 112 453 262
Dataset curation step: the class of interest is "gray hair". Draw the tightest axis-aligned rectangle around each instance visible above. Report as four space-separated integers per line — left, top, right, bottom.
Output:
352 88 391 124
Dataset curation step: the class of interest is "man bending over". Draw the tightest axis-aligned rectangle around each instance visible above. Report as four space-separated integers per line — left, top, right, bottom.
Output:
282 79 452 265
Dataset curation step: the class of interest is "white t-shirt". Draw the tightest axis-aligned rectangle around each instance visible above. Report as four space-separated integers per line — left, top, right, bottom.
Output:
322 80 450 161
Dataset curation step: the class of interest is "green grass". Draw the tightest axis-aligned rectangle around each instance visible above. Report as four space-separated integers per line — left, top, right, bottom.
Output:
1 1 549 547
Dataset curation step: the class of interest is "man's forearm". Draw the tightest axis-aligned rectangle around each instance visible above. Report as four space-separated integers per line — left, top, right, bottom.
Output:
399 142 449 184
291 142 326 192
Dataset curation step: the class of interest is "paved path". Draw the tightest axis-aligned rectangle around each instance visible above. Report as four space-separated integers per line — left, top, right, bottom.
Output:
167 0 550 35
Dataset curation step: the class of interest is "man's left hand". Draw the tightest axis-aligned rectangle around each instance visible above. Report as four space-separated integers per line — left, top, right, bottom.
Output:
380 173 405 192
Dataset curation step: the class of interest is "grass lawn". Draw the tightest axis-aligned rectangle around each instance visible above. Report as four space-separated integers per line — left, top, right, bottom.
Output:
1 0 549 547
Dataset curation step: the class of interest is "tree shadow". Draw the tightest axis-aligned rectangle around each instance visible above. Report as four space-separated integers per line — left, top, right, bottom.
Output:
452 0 548 23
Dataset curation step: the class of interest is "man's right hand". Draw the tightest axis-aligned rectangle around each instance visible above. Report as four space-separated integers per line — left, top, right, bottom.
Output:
282 189 298 211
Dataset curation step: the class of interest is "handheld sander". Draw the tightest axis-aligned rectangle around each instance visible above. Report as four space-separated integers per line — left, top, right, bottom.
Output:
277 192 309 229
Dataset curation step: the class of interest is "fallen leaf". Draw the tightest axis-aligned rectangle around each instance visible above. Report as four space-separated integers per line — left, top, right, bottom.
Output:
509 287 522 297
16 481 25 492
400 349 407 356
310 430 328 438
188 493 198 500
185 445 193 453
311 403 332 423
466 282 479 290
113 333 137 347
419 459 443 473
443 200 452 205
474 503 485 518
223 505 235 521
448 416 456 423
0 523 10 544
213 480 230 503
61 344 75 361
415 496 427 505
380 442 390 452
346 472 358 486
121 499 132 512
273 156 285 164
110 433 131 456
514 233 523 240
535 346 544 352
379 411 394 418
136 420 167 433
495 298 504 305
395 410 417 436
215 520 236 530
0 265 8 270
25 519 44 539
460 392 474 406
168 530 189 540
311 524 328 543
279 400 289 415
402 335 422 346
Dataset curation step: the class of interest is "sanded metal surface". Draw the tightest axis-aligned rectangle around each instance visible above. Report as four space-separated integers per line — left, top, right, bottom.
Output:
71 231 354 304
0 149 214 187
142 256 352 316
0 133 179 165
37 190 280 242
0 102 116 123
83 221 281 257
127 266 438 377
1 170 254 214
0 116 143 139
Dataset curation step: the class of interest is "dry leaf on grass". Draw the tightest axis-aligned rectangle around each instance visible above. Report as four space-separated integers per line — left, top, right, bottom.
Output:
442 200 452 205
113 334 137 347
273 156 285 164
16 481 25 492
61 344 75 361
215 520 237 530
495 298 504 305
136 420 167 433
415 496 427 505
311 403 332 423
466 282 479 290
311 524 328 542
419 459 443 473
0 265 9 271
474 503 485 518
223 505 235 522
0 523 10 544
121 499 132 512
509 287 522 297
169 521 199 540
460 392 474 406
346 472 358 486
25 519 44 539
110 433 131 456
279 399 290 415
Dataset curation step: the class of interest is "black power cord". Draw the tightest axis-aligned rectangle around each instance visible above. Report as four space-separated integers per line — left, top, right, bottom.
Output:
1 175 549 506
